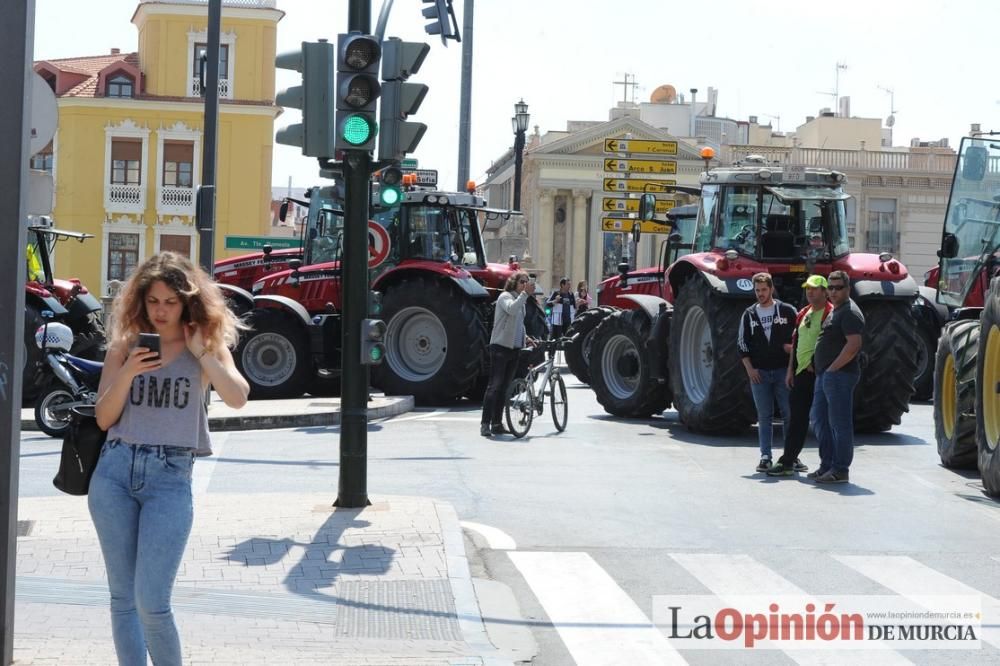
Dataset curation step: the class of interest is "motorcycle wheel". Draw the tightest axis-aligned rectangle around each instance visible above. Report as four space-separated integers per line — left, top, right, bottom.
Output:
34 388 76 438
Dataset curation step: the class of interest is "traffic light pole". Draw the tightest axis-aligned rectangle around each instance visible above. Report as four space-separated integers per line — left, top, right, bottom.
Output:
197 0 221 271
336 0 373 509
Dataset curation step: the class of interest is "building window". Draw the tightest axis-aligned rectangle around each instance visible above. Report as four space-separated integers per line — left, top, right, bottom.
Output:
162 142 194 188
193 43 229 79
106 74 134 98
108 232 140 282
160 233 192 258
31 152 53 172
844 197 857 249
111 139 142 185
867 198 898 254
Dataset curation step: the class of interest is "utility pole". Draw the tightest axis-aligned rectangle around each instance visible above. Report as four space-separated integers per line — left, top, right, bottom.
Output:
0 2 33 662
455 0 473 190
197 0 222 271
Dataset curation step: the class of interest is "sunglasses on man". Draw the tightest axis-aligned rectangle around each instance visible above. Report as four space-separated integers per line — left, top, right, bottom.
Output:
828 284 847 291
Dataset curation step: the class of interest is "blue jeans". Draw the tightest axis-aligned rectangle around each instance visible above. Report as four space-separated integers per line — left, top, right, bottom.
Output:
812 370 860 474
749 368 791 458
88 439 195 666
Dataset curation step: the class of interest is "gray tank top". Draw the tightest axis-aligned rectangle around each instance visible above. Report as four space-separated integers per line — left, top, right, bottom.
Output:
107 349 212 456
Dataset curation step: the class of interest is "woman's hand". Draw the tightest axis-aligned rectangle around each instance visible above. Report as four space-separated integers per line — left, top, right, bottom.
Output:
122 346 161 379
184 322 208 358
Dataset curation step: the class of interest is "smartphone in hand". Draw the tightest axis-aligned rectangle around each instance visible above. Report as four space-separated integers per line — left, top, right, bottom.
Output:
137 333 161 361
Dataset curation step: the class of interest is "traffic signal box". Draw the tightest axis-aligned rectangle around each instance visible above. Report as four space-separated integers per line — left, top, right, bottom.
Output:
378 38 430 163
335 33 381 152
275 40 336 158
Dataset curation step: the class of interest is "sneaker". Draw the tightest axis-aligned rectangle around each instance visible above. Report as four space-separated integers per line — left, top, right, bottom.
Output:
815 470 849 484
806 468 828 480
480 424 492 437
756 457 772 472
766 462 794 477
490 424 509 435
793 459 809 472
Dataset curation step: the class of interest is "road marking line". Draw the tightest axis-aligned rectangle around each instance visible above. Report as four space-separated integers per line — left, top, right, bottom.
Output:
388 409 451 423
671 553 913 664
508 551 685 665
460 521 517 550
836 554 1000 648
192 432 229 495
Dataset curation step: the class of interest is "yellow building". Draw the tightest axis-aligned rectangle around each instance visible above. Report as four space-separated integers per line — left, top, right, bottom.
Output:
32 0 283 296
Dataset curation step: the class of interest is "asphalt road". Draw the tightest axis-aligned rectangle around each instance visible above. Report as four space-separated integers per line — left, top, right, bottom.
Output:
17 373 1000 665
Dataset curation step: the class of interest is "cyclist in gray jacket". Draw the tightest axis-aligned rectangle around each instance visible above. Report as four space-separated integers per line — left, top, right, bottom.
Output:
481 271 535 437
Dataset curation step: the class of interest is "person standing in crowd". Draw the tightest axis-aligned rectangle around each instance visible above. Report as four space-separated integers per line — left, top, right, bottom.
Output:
810 270 865 484
546 277 575 357
737 272 798 472
768 275 832 476
575 280 592 316
90 252 249 666
481 270 535 437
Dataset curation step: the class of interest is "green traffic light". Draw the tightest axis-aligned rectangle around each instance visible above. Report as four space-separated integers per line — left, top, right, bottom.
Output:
380 186 402 207
369 346 384 362
341 114 376 145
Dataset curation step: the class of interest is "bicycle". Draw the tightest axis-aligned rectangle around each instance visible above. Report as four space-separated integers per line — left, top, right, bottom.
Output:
503 337 572 438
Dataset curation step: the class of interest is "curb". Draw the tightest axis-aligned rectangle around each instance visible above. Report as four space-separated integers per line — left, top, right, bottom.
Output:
21 395 415 433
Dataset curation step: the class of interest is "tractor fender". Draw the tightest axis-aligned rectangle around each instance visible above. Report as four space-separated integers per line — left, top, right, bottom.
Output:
914 285 949 327
25 290 68 317
374 267 489 299
252 295 313 328
70 291 103 314
617 294 669 322
669 264 755 299
852 275 918 301
219 283 255 315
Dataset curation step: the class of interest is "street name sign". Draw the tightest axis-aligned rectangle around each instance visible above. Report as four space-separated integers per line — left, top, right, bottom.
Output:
604 158 677 175
402 167 438 186
604 138 678 155
225 235 300 250
601 217 672 234
602 197 675 214
603 178 677 193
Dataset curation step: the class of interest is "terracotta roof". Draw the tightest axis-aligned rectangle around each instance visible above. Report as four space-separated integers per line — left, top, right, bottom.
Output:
35 52 141 98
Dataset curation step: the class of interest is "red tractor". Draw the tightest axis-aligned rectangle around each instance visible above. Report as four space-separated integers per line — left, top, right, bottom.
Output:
586 156 919 433
23 224 107 403
213 184 517 403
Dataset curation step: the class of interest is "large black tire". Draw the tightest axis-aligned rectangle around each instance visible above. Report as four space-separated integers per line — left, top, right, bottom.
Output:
589 309 670 418
373 278 488 405
235 308 312 400
912 320 937 402
21 305 46 404
564 307 615 385
934 319 979 469
976 279 1000 496
853 300 919 432
669 276 755 434
69 310 107 362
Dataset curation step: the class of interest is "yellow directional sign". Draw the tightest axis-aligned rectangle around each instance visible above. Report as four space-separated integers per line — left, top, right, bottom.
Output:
602 197 675 214
601 218 672 234
603 178 677 193
604 139 678 155
604 158 677 175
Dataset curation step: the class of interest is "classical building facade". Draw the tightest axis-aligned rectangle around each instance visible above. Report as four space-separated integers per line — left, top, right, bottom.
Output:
32 0 282 295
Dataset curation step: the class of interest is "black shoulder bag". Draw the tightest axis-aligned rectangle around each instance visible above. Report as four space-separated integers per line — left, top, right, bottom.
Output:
53 406 107 496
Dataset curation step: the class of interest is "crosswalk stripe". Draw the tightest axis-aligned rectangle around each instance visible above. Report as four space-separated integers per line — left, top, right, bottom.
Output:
671 553 913 665
508 551 685 665
836 555 1000 648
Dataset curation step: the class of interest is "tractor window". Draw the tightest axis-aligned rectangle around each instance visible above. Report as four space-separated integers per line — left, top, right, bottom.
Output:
717 186 758 256
457 209 484 266
311 209 343 264
373 208 401 263
405 206 451 261
693 184 718 252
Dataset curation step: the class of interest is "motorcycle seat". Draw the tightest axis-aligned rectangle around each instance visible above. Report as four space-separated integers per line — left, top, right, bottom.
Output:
65 354 104 374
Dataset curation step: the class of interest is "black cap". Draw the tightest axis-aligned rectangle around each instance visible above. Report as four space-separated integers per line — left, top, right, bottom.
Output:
559 277 569 284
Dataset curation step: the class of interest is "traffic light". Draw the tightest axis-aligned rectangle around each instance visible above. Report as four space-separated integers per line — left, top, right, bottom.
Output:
378 38 430 163
335 33 381 152
361 318 386 365
377 167 403 207
368 290 383 317
421 0 459 44
274 41 336 158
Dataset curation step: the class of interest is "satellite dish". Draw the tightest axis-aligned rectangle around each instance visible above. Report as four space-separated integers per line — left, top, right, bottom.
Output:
30 72 58 156
886 114 895 128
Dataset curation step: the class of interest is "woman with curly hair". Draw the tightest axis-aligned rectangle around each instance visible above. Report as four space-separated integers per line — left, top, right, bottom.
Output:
90 252 249 665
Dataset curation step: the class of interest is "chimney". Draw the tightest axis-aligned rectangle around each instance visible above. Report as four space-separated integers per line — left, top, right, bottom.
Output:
749 115 758 124
971 123 981 136
689 88 698 137
111 48 121 55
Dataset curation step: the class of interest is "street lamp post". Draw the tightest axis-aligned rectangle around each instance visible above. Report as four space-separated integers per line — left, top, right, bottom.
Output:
511 99 529 211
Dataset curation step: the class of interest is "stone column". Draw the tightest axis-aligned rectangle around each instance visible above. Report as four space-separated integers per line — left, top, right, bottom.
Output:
571 189 589 285
537 189 555 288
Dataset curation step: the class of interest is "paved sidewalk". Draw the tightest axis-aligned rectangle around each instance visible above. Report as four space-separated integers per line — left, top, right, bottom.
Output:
22 392 415 432
15 493 509 665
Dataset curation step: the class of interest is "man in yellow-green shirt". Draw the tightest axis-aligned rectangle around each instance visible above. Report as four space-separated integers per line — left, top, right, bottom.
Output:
767 275 832 476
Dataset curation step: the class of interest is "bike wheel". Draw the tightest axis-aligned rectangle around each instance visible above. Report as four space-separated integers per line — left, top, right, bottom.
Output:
550 372 568 432
504 378 533 439
34 388 75 438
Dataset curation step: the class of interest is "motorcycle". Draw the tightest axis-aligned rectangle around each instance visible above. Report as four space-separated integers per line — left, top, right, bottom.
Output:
33 319 102 438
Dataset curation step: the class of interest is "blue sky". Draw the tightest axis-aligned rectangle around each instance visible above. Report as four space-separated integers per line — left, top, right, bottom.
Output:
34 0 1000 192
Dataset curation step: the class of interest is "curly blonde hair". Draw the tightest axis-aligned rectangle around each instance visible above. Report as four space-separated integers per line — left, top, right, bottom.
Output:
109 252 245 351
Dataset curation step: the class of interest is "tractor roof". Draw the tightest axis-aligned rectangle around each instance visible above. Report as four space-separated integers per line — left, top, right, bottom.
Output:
703 155 847 187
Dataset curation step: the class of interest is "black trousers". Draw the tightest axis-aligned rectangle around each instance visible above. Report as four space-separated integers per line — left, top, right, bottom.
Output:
549 324 568 358
777 369 816 466
481 344 519 427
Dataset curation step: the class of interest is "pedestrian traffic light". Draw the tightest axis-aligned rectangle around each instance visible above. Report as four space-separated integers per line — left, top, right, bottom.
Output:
421 0 460 45
361 318 386 365
378 38 430 163
377 167 404 207
275 40 336 158
368 290 383 317
336 33 381 152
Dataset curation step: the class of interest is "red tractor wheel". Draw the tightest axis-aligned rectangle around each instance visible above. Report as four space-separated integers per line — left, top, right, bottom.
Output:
589 308 670 418
564 306 616 385
934 319 979 469
235 309 312 400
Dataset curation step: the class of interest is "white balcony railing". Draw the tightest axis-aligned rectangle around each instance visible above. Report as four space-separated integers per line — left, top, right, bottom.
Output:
143 0 275 7
158 185 196 215
723 145 958 174
105 182 145 214
190 76 231 99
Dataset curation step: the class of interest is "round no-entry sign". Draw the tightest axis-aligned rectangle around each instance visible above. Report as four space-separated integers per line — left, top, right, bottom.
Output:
368 221 391 268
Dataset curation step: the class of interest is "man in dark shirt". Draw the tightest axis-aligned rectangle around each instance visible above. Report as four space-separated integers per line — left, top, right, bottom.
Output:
810 270 865 484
